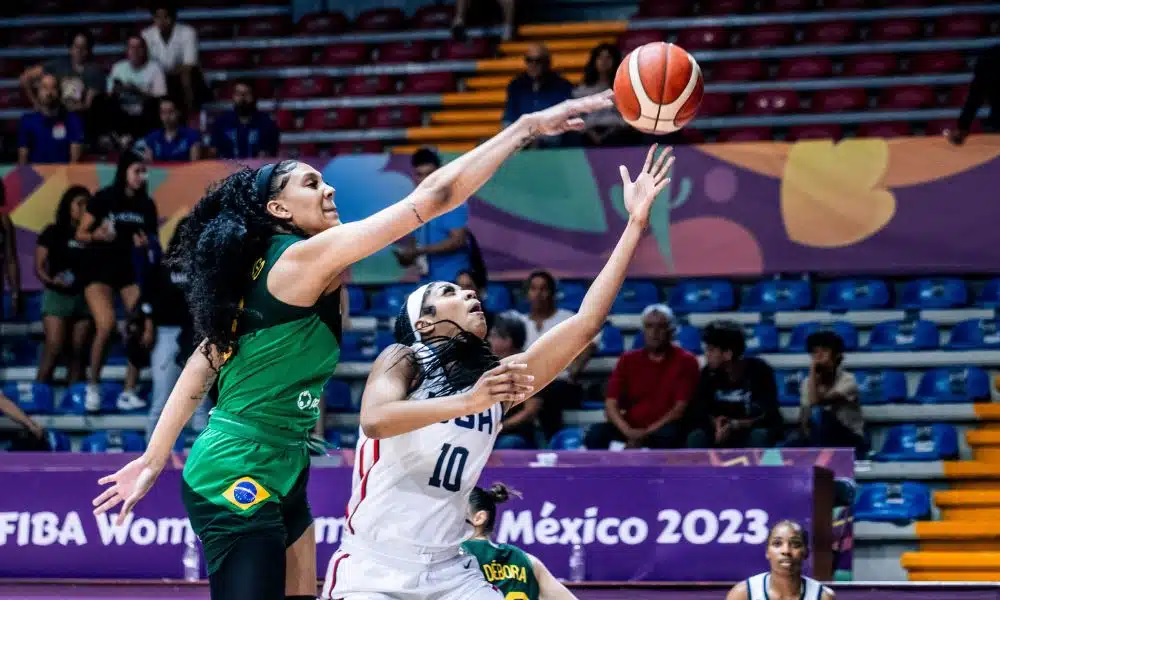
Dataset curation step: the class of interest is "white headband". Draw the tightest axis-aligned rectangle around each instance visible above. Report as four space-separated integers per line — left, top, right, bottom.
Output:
405 283 434 341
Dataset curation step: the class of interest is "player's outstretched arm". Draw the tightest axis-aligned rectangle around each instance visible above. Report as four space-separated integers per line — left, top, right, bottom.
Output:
360 346 535 439
508 145 674 394
725 581 750 600
280 91 615 287
529 554 578 600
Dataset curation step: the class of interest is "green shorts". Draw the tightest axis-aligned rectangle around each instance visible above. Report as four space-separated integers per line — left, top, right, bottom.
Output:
181 411 314 575
41 289 89 319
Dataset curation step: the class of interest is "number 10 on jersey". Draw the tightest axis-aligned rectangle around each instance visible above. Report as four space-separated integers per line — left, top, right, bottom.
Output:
428 443 469 492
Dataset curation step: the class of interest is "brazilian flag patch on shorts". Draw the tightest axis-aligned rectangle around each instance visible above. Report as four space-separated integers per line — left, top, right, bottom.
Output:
222 477 271 512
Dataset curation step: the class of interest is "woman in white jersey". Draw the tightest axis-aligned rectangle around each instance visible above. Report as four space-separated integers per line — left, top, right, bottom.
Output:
726 520 835 600
322 145 674 600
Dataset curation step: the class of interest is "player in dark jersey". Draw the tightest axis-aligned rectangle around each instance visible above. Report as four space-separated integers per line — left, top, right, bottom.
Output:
725 520 836 601
91 89 614 600
462 483 576 600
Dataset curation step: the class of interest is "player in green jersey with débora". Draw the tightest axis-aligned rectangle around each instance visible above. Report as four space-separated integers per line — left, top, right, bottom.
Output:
91 90 613 600
463 483 577 600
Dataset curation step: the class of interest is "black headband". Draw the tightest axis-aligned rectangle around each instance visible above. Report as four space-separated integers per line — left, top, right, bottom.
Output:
255 162 277 205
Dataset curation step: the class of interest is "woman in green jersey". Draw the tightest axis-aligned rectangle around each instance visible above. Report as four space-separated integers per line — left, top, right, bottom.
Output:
463 483 577 600
91 89 614 600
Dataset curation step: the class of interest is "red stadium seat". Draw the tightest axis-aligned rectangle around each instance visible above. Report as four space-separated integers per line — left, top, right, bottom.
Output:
304 108 359 131
878 86 935 110
805 21 857 44
617 30 666 54
16 27 65 46
697 0 748 15
87 24 126 44
403 73 456 95
844 53 899 77
241 16 292 38
355 8 406 31
824 0 870 8
934 15 987 39
945 84 971 107
743 89 801 114
295 143 321 158
318 44 370 66
281 77 335 99
0 59 26 79
718 127 773 142
884 0 928 6
0 88 26 109
697 93 735 117
635 0 692 18
344 75 395 96
858 122 912 138
274 109 298 131
331 140 386 155
297 12 349 35
813 88 868 113
412 4 455 28
261 48 311 67
712 59 764 82
366 105 423 128
677 27 729 51
378 41 433 64
190 20 233 40
910 51 967 74
788 124 843 141
440 39 495 61
678 128 708 144
767 0 812 12
741 24 794 47
201 49 251 69
871 19 923 41
777 57 834 79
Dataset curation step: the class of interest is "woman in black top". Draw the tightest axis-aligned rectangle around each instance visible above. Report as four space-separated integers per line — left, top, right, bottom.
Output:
75 150 158 413
35 185 93 385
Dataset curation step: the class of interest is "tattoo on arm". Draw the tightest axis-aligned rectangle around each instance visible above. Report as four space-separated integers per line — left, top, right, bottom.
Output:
406 201 424 224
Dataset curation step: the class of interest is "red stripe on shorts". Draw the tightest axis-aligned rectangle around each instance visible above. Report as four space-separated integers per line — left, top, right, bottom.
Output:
326 552 351 600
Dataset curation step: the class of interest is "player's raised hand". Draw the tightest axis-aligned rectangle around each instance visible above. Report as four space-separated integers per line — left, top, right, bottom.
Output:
620 144 675 225
525 89 614 137
468 359 535 410
92 456 162 526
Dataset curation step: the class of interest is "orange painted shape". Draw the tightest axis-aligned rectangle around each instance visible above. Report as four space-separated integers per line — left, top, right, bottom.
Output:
467 72 582 91
441 91 506 107
907 570 999 582
476 52 588 74
501 39 606 56
937 509 1000 522
517 21 628 38
390 143 476 155
973 447 1000 464
919 541 1000 552
935 490 1000 507
430 109 504 125
901 551 1000 570
973 403 1000 420
966 428 1000 446
912 520 999 540
943 461 1000 479
950 480 1000 491
405 124 501 141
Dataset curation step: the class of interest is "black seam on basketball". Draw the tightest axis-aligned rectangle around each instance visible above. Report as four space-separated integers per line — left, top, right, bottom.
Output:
655 43 670 131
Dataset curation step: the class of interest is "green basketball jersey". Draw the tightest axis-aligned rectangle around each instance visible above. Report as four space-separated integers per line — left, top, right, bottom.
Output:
462 539 540 600
212 233 341 437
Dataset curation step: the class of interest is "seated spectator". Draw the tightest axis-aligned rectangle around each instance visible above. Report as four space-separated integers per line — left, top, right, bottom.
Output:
35 186 93 386
452 0 517 42
0 393 48 451
575 44 632 147
19 28 106 143
17 74 84 164
394 148 475 282
142 97 202 161
141 2 205 119
1 182 19 318
211 80 280 159
503 44 574 147
797 331 868 458
585 304 698 450
687 320 783 449
488 315 545 449
107 35 167 149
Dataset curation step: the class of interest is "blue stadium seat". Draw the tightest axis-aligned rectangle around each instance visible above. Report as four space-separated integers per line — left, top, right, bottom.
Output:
555 281 588 312
854 370 908 404
854 482 932 523
976 278 999 307
81 430 146 453
946 318 999 350
741 279 813 312
376 329 396 350
339 331 379 362
325 427 361 449
324 380 355 412
913 367 992 403
776 369 808 407
484 284 513 314
867 319 941 351
668 280 736 313
819 278 890 311
598 323 625 357
549 427 586 450
1 381 54 414
612 280 660 314
745 324 780 354
369 283 418 318
786 321 859 352
898 278 969 309
346 286 367 316
874 424 960 462
1 339 39 366
105 342 129 367
81 431 110 453
677 324 702 354
46 430 72 452
58 384 89 415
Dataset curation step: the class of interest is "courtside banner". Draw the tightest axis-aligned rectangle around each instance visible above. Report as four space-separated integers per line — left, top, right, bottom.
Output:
0 464 831 582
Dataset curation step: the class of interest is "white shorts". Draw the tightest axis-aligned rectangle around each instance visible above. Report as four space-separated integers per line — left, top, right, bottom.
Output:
322 542 504 601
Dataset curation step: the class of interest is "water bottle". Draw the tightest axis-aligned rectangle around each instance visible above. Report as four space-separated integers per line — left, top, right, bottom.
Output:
182 536 200 582
568 543 586 583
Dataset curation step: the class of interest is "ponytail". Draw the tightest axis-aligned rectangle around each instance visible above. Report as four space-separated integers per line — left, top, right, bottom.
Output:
469 482 521 534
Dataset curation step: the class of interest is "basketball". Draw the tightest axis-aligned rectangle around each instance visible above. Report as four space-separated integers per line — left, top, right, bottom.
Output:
613 42 704 135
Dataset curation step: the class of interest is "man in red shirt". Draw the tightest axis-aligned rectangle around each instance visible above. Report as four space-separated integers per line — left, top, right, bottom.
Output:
585 304 700 449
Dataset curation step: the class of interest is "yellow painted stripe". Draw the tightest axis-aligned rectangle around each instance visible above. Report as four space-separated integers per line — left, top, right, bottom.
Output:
517 21 628 38
405 124 501 141
466 72 582 91
476 52 589 74
966 428 1000 445
912 521 999 539
907 570 999 582
430 109 504 125
934 490 1000 507
441 91 506 107
901 551 1000 570
973 403 1000 420
501 38 610 56
942 461 1000 479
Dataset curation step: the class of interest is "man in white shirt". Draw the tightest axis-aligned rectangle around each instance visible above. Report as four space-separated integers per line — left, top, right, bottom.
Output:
140 3 202 119
107 35 167 147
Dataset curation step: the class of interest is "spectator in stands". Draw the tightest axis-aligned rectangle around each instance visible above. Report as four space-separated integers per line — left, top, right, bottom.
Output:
585 304 698 450
17 74 84 165
575 44 630 147
0 393 48 452
452 0 518 42
141 2 205 120
797 331 868 458
0 182 19 319
211 80 280 159
142 97 202 162
106 35 167 150
503 44 574 148
948 44 999 145
686 320 783 449
76 151 158 413
394 148 476 282
488 315 545 449
19 29 106 142
35 186 93 387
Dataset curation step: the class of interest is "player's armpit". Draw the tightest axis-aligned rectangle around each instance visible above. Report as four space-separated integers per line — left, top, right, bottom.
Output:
528 554 578 600
725 581 750 600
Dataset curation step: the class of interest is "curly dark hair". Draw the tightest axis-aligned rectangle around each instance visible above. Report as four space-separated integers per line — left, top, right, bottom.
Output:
168 161 303 366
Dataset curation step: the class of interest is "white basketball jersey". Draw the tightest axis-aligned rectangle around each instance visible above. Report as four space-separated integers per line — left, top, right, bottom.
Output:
341 367 502 557
746 572 825 600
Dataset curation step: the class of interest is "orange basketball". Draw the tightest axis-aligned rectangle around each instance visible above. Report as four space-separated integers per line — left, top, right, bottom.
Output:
613 42 704 135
